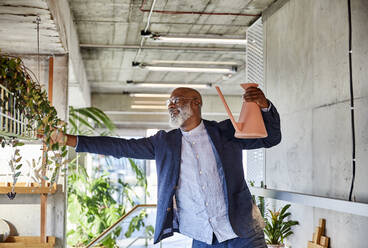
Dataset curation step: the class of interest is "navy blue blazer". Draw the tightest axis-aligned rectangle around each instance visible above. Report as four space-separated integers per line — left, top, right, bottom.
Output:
76 104 281 244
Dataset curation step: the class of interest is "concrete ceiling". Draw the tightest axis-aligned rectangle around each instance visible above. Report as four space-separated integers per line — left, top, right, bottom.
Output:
0 0 277 129
0 0 65 54
69 0 276 96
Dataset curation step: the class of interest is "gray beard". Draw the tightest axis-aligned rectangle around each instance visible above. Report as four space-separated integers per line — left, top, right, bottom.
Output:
169 104 193 128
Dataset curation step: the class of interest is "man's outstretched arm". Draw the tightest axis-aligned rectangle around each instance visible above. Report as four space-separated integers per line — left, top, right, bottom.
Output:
50 131 156 160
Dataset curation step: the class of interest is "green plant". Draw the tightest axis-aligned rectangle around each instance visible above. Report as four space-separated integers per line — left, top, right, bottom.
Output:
0 54 67 190
264 204 299 245
67 158 153 247
68 106 115 136
249 180 266 218
67 166 122 247
125 209 154 238
66 107 153 247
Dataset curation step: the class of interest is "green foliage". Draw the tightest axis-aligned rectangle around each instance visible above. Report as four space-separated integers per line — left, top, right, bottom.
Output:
249 180 266 219
67 166 123 247
264 204 299 245
8 140 23 188
125 210 154 238
0 54 67 186
67 159 153 247
67 107 153 247
68 106 115 136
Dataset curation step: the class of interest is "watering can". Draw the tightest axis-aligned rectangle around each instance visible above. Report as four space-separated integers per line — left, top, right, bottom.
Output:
215 83 268 139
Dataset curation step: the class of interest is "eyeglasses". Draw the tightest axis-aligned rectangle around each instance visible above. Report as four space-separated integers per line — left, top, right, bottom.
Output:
166 97 196 107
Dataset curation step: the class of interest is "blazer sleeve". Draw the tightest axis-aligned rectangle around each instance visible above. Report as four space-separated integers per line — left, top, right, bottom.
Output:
75 135 156 159
219 101 281 150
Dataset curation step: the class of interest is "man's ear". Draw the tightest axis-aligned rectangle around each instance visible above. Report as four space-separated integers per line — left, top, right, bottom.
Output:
193 99 201 107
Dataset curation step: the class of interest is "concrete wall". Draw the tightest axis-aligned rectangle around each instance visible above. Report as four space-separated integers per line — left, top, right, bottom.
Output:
263 0 368 247
47 0 91 108
21 55 69 120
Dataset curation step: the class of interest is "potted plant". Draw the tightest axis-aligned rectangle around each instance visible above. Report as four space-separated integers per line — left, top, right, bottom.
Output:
0 54 67 198
264 204 299 248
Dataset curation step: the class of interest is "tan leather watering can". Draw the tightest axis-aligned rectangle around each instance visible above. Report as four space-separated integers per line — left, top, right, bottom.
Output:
215 83 268 139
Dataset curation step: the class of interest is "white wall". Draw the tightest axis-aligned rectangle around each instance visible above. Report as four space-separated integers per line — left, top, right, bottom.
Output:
263 0 368 247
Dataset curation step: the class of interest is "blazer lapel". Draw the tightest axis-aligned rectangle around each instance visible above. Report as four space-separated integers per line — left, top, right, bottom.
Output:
203 119 224 160
168 129 182 180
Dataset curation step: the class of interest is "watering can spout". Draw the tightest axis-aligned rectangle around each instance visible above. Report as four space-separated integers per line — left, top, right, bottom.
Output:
215 86 241 132
216 84 268 139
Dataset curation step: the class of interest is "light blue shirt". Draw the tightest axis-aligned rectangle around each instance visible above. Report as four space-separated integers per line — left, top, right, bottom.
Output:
175 105 271 244
176 121 237 244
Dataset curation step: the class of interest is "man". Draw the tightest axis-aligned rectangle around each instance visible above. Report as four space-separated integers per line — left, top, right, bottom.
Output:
56 86 281 247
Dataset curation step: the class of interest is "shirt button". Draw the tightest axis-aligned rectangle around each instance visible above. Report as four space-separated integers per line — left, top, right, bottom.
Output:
196 155 199 159
167 207 171 212
199 170 202 174
209 218 212 222
205 202 209 206
192 141 196 145
202 186 205 190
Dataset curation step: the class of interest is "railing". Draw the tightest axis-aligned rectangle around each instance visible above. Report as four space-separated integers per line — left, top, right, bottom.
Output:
250 186 368 217
86 204 157 248
0 84 36 139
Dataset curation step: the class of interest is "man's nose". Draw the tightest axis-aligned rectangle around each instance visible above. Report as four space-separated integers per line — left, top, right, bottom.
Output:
167 101 176 108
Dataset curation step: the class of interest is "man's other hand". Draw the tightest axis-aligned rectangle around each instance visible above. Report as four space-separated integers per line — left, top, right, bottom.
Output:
243 87 269 109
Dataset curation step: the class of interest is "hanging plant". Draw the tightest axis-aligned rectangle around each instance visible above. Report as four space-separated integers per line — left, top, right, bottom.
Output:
0 54 68 195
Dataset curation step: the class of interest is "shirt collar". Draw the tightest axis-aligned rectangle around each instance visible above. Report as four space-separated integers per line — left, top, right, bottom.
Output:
180 120 205 136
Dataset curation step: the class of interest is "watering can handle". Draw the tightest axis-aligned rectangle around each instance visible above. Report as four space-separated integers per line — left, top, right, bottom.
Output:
215 86 240 132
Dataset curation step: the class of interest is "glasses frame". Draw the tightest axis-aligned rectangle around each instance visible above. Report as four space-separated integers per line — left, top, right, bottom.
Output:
166 97 196 107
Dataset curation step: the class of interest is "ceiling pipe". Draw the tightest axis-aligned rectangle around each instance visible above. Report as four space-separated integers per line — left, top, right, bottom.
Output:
139 0 261 17
143 0 157 33
133 0 158 62
80 43 245 53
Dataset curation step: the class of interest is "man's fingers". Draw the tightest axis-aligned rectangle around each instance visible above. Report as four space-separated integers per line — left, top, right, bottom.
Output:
241 86 268 108
244 93 264 101
244 92 263 98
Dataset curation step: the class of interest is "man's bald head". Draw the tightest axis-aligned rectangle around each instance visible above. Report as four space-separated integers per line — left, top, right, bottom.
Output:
170 87 202 107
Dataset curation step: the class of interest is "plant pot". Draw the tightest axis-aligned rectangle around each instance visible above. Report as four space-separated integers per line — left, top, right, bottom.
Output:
267 245 285 248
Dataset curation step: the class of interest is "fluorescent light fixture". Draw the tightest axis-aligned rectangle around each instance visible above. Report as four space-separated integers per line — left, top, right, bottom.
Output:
142 65 237 74
129 93 170 98
133 100 166 105
151 35 247 45
131 105 167 110
136 83 211 89
150 60 238 66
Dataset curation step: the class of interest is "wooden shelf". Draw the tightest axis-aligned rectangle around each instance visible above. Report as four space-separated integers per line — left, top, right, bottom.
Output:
0 236 55 248
0 182 57 195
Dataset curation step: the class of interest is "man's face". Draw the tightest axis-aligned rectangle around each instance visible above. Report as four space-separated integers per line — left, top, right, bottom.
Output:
167 94 194 128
